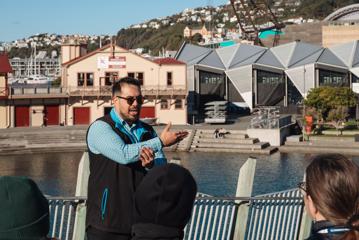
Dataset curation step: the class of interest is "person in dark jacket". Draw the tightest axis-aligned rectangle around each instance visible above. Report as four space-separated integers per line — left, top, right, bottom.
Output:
131 163 197 240
86 77 188 240
299 154 359 240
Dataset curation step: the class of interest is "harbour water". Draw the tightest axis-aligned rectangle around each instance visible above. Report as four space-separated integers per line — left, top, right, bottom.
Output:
1 151 358 197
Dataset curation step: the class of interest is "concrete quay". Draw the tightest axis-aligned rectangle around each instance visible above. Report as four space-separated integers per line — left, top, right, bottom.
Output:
2 117 359 156
280 135 359 156
0 116 277 155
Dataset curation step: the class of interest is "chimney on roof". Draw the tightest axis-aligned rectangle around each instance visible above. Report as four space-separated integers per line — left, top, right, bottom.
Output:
61 36 88 64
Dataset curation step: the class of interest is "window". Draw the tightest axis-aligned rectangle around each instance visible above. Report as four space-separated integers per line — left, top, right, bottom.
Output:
319 69 349 87
160 99 169 109
77 72 94 87
105 72 118 86
174 99 182 109
77 73 85 86
167 72 173 86
86 73 94 86
127 72 144 85
137 72 144 85
256 70 285 106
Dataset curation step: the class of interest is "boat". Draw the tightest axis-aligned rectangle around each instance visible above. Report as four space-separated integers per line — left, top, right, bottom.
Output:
9 44 55 85
16 74 53 84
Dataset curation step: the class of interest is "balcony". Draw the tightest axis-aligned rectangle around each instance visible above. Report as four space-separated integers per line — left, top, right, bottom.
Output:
7 85 187 99
9 86 68 99
67 85 187 98
142 85 187 97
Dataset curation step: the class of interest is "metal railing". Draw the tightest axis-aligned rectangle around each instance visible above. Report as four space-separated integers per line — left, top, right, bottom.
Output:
186 194 237 240
10 86 66 95
8 84 187 97
47 189 304 240
245 189 303 240
48 196 86 240
66 85 187 97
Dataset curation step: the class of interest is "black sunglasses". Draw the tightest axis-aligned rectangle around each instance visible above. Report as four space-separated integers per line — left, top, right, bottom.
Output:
116 95 144 105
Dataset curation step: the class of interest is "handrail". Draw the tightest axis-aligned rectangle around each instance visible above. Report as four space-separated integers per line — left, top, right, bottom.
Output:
46 190 304 240
9 86 66 96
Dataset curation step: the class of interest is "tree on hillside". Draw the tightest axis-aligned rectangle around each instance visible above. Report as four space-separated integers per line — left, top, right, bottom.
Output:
191 33 203 43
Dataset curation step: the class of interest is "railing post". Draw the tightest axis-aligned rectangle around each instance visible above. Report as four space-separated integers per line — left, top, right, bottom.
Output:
233 157 256 240
72 151 90 240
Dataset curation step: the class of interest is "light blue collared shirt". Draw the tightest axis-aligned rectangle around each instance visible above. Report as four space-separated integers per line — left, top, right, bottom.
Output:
87 108 166 165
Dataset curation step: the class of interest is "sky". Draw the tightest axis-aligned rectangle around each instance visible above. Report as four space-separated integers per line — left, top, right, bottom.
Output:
0 0 228 42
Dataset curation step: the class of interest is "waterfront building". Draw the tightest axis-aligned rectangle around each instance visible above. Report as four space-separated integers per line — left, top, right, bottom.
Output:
0 38 187 128
175 40 359 120
61 41 187 125
10 53 61 78
323 4 359 48
184 25 212 38
0 53 12 128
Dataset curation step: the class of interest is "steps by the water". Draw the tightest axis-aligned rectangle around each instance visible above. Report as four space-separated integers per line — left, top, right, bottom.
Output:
190 129 276 155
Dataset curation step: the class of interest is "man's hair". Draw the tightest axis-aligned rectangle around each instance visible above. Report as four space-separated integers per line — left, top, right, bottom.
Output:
112 77 141 96
306 154 359 239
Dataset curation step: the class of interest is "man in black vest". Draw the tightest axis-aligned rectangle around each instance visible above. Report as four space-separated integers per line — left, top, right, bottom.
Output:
86 77 188 240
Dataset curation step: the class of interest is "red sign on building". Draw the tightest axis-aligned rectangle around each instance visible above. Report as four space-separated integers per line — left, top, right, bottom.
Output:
109 56 126 69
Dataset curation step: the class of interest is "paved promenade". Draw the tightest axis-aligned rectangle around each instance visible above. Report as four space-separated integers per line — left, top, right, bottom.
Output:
2 115 359 156
0 117 252 155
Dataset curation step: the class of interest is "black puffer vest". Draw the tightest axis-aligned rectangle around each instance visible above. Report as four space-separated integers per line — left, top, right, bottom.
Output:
86 115 155 234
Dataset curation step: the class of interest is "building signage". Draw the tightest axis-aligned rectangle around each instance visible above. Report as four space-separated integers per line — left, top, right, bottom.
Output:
97 56 126 69
109 56 126 69
97 56 109 69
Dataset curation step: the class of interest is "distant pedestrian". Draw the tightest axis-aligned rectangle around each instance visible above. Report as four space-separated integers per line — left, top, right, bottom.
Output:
213 128 219 139
43 116 48 127
299 154 359 240
218 128 227 138
0 176 56 239
131 164 197 240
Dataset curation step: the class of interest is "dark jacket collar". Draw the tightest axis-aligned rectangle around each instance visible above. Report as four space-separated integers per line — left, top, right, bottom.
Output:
306 220 351 240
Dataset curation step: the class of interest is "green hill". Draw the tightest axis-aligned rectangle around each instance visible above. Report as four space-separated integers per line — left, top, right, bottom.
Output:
115 23 187 55
296 0 359 19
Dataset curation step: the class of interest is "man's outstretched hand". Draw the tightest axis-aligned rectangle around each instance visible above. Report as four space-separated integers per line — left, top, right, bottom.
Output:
160 122 189 147
139 147 154 168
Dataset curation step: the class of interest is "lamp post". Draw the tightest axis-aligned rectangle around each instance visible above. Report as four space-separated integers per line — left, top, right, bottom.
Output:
302 65 306 141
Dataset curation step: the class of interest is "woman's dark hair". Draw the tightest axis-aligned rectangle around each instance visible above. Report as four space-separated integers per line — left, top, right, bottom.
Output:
306 154 359 240
112 77 141 96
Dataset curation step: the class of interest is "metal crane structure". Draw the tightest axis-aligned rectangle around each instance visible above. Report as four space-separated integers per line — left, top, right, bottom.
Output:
229 0 285 46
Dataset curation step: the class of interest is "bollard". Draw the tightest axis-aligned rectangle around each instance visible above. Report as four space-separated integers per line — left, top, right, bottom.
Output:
72 151 90 240
232 157 256 240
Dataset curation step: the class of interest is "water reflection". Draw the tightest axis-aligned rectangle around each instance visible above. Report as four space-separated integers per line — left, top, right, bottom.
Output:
0 152 82 196
0 151 358 197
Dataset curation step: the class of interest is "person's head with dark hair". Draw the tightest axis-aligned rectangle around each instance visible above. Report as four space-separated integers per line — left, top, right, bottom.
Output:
301 154 359 240
131 163 197 240
112 77 144 125
0 176 52 239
